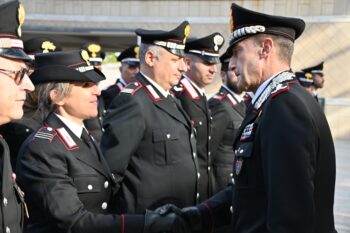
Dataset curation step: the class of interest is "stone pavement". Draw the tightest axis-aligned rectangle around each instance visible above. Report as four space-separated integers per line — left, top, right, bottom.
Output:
334 140 350 233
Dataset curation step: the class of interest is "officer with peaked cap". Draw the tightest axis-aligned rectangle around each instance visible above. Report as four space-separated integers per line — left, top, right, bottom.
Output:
208 51 246 196
101 45 140 109
301 61 325 102
0 36 62 169
0 1 35 233
155 3 337 233
16 50 183 233
101 21 200 214
172 32 224 202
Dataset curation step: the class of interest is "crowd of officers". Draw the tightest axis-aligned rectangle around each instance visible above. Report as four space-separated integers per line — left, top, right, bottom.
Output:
0 1 337 233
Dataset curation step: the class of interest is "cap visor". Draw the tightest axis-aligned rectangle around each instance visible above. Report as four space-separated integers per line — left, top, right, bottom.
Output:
0 48 32 61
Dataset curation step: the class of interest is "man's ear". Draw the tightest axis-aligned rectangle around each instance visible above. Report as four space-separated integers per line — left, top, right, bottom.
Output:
260 37 273 58
144 50 157 67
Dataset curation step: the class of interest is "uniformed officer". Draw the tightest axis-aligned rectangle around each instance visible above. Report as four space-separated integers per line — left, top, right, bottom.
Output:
156 3 337 233
101 45 140 109
172 32 224 201
81 42 106 145
101 21 200 214
208 52 246 194
0 1 35 233
16 50 184 233
0 36 62 169
301 61 325 102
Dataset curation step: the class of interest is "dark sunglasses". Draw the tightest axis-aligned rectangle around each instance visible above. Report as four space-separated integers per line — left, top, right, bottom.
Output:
0 67 29 85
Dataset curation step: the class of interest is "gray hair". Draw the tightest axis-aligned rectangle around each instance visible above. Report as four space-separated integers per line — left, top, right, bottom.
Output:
253 34 294 66
139 43 162 63
35 82 72 120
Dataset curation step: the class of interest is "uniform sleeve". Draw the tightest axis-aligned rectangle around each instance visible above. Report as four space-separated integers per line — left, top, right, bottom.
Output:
260 93 317 233
101 93 146 184
208 99 230 156
17 139 144 233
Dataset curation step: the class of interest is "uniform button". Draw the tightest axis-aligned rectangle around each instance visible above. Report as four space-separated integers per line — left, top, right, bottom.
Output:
208 136 211 140
6 226 10 233
199 121 203 125
87 185 93 190
103 109 107 114
102 202 108 210
230 206 233 213
3 197 7 207
230 173 233 177
25 128 30 132
99 117 102 121
111 173 116 180
232 178 235 184
47 127 52 131
166 133 171 139
208 166 211 171
234 149 238 154
239 149 244 153
196 193 200 199
208 151 211 156
210 116 213 120
193 152 196 157
191 134 194 138
197 173 200 179
135 83 139 86
102 128 105 132
104 181 109 189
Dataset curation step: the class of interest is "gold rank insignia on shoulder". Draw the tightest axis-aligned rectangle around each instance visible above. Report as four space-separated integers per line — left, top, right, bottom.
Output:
87 43 101 58
41 41 56 53
183 24 190 44
81 50 90 65
17 3 25 37
134 46 140 59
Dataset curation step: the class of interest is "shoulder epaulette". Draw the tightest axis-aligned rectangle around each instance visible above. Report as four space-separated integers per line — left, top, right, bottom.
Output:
144 84 161 102
56 127 78 150
270 82 290 98
212 92 225 100
180 78 200 99
34 126 57 142
120 81 142 95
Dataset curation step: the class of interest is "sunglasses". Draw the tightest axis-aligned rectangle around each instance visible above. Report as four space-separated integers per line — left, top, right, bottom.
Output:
0 67 29 85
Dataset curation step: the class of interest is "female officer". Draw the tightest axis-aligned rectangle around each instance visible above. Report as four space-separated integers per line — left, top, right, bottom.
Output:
16 50 183 233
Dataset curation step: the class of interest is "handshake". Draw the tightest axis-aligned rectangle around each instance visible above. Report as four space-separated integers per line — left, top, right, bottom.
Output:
144 204 203 233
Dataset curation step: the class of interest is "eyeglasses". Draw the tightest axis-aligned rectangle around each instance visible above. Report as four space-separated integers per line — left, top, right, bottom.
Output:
0 67 29 85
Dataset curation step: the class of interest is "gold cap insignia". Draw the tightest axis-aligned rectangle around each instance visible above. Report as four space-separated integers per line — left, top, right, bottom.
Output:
183 24 190 44
81 50 90 65
134 46 140 59
305 73 313 79
41 41 56 53
17 4 25 37
87 44 101 58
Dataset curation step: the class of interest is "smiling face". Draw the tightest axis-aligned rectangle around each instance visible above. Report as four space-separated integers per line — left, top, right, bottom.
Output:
185 54 217 88
0 56 35 124
54 82 100 124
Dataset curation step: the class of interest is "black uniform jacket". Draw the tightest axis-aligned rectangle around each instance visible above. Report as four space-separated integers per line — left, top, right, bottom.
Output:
16 113 144 233
173 76 213 201
101 79 126 110
101 73 200 214
0 114 42 170
208 86 245 194
0 136 25 233
196 71 337 233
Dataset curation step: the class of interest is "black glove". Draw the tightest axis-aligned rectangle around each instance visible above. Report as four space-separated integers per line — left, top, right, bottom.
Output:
155 204 203 233
144 209 190 233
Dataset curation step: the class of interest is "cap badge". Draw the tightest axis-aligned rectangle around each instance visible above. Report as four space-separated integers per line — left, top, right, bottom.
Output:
183 24 191 44
17 4 25 37
41 41 56 53
213 35 224 51
81 50 91 65
87 44 101 58
305 72 313 79
134 46 140 59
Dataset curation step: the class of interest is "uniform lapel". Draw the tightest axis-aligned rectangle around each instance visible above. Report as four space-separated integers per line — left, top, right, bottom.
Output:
137 74 191 128
45 113 111 178
233 105 259 148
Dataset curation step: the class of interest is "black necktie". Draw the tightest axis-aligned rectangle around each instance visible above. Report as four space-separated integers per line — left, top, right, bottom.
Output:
81 129 99 159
